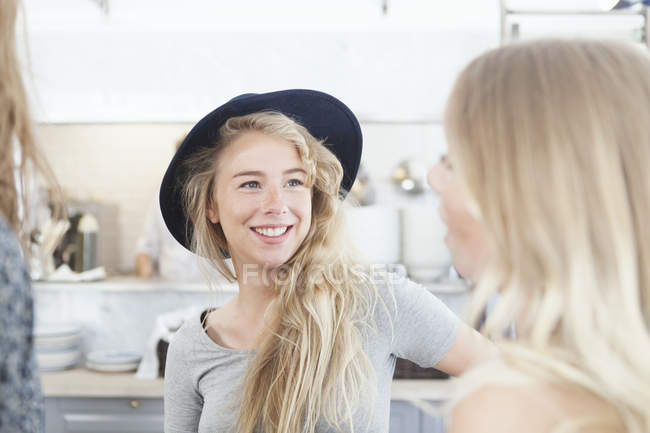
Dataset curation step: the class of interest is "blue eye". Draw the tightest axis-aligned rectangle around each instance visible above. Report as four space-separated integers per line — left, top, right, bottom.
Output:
287 179 303 187
241 181 259 189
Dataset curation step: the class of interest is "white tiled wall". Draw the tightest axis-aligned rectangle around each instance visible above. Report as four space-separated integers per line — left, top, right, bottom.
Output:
37 122 448 273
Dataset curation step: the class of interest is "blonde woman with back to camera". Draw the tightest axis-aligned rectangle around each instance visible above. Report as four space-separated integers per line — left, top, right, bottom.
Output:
160 90 495 433
428 39 650 433
1 0 64 431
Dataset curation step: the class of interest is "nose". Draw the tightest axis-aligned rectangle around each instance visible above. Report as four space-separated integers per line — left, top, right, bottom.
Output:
262 185 288 215
427 161 447 194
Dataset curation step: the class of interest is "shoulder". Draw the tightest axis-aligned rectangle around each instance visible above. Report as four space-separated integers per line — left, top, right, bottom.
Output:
0 215 27 276
167 311 204 358
450 378 622 433
0 215 32 318
369 268 437 308
367 269 459 327
450 382 554 433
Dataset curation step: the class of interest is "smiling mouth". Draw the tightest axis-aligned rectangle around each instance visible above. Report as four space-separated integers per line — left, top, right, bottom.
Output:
251 225 293 238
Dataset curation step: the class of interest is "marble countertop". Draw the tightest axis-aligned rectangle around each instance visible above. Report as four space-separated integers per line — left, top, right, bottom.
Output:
32 276 237 292
41 368 453 401
32 275 467 294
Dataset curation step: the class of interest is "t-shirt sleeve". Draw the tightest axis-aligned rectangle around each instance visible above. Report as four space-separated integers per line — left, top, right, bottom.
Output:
164 322 203 433
382 276 460 368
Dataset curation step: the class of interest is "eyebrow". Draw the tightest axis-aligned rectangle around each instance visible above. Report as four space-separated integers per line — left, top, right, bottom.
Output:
232 168 307 178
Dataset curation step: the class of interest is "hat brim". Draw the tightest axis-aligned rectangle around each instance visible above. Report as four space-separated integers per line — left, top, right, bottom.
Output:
159 89 362 251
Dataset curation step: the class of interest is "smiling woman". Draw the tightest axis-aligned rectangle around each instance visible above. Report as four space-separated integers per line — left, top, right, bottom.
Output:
159 89 495 433
205 130 312 270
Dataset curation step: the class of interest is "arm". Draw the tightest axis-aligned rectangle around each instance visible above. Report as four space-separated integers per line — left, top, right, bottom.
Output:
163 330 203 433
434 322 497 376
389 277 496 376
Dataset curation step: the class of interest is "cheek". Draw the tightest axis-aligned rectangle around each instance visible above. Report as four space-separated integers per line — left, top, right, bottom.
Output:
219 194 254 227
290 192 312 231
442 186 480 240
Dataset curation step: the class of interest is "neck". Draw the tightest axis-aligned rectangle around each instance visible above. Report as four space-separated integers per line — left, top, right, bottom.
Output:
231 259 278 321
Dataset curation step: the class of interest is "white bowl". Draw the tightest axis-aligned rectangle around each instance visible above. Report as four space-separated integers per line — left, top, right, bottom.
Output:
86 351 142 365
34 323 82 338
86 361 140 373
35 333 81 351
36 348 80 371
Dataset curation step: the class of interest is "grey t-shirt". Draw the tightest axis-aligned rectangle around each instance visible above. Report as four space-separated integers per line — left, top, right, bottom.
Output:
164 275 460 433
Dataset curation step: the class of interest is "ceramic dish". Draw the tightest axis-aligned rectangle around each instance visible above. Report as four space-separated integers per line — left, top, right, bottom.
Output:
36 348 80 371
86 351 142 365
86 361 140 373
34 333 81 350
34 323 82 338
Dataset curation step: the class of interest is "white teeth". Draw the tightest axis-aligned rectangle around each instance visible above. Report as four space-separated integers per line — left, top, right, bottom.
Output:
254 226 288 237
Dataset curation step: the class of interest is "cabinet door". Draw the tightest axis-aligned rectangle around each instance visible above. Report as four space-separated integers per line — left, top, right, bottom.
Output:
45 397 163 433
421 409 445 433
390 401 421 433
390 400 446 433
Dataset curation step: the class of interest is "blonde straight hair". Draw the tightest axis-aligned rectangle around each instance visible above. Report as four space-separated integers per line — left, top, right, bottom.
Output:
0 0 63 248
445 39 650 432
182 112 378 433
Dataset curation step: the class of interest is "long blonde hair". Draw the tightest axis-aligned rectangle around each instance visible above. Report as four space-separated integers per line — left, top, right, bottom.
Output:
0 0 63 248
445 39 650 432
183 112 377 433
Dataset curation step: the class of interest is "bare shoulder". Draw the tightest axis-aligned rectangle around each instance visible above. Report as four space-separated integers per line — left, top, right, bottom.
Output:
450 381 622 433
450 383 554 433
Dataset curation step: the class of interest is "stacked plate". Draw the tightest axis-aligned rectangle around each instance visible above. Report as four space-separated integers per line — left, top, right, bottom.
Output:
34 323 82 371
86 351 142 373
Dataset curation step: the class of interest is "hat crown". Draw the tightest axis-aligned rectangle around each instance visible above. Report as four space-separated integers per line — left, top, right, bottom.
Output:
159 89 362 251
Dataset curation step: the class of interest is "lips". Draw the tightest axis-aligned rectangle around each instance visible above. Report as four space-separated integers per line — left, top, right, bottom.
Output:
250 225 294 244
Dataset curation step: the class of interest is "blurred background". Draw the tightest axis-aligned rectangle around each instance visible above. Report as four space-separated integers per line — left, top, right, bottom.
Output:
26 1 649 430
22 0 649 276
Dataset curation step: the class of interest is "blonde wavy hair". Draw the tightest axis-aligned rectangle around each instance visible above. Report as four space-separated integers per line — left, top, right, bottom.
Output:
444 39 650 432
182 112 378 433
0 0 63 249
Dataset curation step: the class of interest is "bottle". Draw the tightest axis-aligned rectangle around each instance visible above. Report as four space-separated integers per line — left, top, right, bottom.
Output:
74 212 99 272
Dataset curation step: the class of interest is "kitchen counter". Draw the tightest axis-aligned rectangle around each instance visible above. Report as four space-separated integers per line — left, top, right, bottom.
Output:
41 368 453 401
33 276 237 293
32 275 467 295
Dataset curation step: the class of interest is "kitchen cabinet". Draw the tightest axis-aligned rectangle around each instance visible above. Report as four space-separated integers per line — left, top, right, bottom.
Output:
45 398 163 433
42 370 450 433
390 401 445 433
44 397 443 433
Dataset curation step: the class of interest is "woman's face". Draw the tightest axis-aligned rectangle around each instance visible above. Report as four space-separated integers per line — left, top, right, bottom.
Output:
427 155 490 281
208 131 312 271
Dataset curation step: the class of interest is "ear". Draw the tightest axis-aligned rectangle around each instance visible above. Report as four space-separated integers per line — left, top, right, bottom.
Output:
207 200 219 224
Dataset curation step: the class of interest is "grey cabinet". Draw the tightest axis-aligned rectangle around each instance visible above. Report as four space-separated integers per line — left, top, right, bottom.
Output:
45 398 163 433
390 401 445 433
45 397 442 433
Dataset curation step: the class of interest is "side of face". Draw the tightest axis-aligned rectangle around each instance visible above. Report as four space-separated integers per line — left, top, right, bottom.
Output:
207 131 312 271
427 156 490 281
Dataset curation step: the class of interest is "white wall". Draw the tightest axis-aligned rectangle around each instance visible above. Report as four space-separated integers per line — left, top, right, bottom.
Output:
22 1 500 123
36 121 448 273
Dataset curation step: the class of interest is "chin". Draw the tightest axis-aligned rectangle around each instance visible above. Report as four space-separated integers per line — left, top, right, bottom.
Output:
258 254 293 269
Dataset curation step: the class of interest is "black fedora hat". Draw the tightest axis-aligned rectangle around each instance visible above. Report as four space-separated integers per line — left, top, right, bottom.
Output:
159 89 363 251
